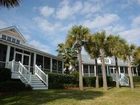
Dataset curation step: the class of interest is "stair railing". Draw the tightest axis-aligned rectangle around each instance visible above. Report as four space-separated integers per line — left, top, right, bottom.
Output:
119 73 129 86
18 61 32 84
35 65 48 86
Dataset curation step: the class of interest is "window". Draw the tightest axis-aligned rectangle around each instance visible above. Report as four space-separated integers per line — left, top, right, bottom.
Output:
83 65 88 73
7 36 11 41
12 38 16 43
58 61 62 72
36 54 43 68
2 35 6 40
0 44 7 68
16 40 20 44
90 65 94 73
44 57 50 70
52 59 57 71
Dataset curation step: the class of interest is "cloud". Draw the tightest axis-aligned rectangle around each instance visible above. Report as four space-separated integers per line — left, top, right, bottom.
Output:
0 20 8 28
56 0 82 20
132 15 140 26
34 17 63 34
29 40 51 53
82 14 120 29
119 28 140 45
39 6 55 17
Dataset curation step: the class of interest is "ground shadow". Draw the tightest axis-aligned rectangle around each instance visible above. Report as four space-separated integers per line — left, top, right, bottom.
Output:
0 89 104 105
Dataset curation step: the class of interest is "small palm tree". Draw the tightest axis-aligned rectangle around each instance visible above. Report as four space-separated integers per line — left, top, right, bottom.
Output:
134 47 140 64
57 43 77 74
107 35 126 88
65 25 90 90
84 35 100 88
0 0 20 8
122 44 136 89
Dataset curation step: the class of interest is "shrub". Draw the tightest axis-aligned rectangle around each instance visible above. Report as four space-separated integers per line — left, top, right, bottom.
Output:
0 79 32 92
48 73 78 89
48 73 115 89
133 76 140 83
0 68 11 82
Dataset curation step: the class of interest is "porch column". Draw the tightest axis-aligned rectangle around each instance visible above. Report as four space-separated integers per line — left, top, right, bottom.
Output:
5 45 11 68
123 67 125 74
88 65 90 77
94 65 96 76
118 66 121 75
50 58 52 73
33 53 36 74
136 67 138 76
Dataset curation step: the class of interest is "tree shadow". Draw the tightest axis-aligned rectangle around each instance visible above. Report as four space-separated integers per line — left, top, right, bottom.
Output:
0 89 104 105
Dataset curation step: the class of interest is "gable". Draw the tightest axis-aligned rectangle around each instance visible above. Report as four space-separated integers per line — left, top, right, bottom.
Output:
0 26 26 43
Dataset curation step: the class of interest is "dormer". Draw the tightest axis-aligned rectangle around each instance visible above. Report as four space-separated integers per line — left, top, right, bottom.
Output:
0 26 26 44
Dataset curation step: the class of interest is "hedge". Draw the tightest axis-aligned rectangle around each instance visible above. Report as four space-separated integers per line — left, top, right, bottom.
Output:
0 68 11 82
133 76 140 83
48 73 116 89
0 79 32 92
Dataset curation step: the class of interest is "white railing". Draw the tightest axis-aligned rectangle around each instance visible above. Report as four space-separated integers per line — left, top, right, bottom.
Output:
7 60 19 72
35 65 48 86
18 61 32 84
119 73 129 86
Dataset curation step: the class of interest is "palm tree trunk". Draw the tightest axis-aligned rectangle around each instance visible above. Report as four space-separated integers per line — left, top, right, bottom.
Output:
95 58 99 88
78 49 83 91
115 56 119 88
100 49 108 90
128 61 134 89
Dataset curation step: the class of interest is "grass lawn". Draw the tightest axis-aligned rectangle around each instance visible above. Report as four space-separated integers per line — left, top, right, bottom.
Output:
1 84 140 105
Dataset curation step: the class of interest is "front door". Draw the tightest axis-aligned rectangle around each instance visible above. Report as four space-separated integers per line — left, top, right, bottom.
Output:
15 51 30 70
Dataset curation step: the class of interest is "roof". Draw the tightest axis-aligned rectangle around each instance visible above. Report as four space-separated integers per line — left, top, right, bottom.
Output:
82 55 128 66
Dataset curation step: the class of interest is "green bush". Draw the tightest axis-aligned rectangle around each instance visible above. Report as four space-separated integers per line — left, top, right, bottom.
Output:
0 68 11 82
48 73 78 89
0 79 32 92
133 76 140 83
48 73 115 89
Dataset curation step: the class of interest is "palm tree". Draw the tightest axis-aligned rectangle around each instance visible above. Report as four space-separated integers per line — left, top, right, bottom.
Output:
107 35 126 88
92 31 108 90
84 35 100 88
0 0 20 8
65 25 90 90
122 44 136 89
57 43 77 74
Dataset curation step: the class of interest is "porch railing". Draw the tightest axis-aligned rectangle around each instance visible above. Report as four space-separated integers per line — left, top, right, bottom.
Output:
18 61 32 84
7 60 31 84
35 65 48 86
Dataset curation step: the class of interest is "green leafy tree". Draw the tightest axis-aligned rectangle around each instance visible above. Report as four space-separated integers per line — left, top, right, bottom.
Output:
65 25 90 90
0 0 20 8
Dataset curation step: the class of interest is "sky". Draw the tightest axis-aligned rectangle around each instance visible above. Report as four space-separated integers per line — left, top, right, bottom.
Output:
0 0 140 55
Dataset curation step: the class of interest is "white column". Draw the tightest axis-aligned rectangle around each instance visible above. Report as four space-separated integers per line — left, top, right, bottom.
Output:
88 65 90 77
136 67 138 76
118 66 121 75
5 45 11 68
33 53 36 74
94 65 96 76
123 67 125 74
50 58 52 72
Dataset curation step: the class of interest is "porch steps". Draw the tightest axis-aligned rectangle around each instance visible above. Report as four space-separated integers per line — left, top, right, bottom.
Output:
11 72 48 90
30 75 48 90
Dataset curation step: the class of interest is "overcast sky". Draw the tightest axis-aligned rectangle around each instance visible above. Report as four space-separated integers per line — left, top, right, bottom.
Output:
0 0 140 55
